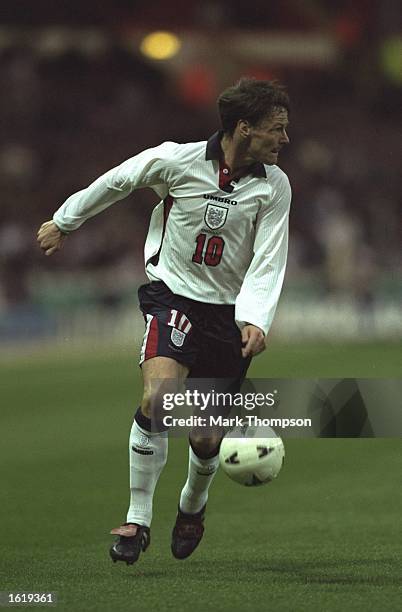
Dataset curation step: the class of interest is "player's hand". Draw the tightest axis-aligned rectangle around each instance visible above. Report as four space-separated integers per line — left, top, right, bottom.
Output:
37 220 66 256
241 324 266 358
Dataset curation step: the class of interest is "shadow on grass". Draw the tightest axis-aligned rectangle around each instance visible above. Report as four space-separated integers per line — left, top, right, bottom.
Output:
250 557 402 587
9 548 400 591
115 557 402 588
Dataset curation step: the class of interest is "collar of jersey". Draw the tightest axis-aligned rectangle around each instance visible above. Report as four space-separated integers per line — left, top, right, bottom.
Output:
205 131 267 179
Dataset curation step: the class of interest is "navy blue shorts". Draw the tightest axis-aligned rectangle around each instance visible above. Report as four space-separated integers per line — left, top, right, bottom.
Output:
138 281 251 385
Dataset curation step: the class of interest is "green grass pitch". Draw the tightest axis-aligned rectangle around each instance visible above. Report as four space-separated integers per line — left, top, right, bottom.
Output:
1 343 401 611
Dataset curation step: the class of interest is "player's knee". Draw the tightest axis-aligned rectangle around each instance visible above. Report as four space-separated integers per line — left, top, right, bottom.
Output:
141 382 179 420
190 431 223 458
140 391 164 420
140 390 153 419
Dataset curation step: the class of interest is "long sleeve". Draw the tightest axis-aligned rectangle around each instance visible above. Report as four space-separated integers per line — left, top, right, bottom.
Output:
53 142 179 233
235 174 291 335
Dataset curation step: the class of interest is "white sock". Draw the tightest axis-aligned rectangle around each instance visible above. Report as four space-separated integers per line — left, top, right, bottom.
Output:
126 419 168 527
179 447 219 514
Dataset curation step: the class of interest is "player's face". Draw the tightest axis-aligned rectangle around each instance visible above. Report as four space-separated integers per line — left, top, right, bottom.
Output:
247 108 290 165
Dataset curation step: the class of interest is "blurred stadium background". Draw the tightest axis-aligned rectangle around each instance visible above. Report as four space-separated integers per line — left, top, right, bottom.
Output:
0 0 401 356
1 4 402 611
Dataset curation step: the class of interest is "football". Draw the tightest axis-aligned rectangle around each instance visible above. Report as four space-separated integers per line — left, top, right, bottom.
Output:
219 426 285 486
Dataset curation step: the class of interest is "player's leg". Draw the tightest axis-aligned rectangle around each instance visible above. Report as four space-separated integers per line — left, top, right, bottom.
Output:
110 356 189 565
170 426 222 560
172 319 251 559
127 356 189 526
182 329 251 513
179 427 222 514
111 281 198 564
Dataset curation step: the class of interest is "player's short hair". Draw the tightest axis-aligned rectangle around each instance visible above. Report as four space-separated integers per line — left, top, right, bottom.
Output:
217 78 290 134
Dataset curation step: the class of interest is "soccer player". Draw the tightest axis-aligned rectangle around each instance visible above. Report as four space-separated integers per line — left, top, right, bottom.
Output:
37 78 291 564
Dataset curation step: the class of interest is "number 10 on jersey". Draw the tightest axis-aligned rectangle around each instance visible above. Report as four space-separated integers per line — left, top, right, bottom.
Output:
192 233 225 267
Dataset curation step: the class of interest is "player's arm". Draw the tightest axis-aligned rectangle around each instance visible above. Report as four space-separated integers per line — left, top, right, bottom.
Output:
235 174 291 353
37 142 179 255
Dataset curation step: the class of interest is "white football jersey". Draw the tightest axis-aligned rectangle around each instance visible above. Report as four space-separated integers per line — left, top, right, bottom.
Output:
53 133 292 335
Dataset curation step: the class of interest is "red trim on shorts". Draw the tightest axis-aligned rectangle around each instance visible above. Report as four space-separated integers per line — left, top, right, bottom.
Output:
145 317 159 360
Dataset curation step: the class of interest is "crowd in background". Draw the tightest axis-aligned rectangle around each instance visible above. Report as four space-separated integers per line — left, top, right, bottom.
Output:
0 35 400 316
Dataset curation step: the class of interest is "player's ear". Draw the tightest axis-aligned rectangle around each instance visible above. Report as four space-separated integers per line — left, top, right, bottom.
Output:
237 120 251 139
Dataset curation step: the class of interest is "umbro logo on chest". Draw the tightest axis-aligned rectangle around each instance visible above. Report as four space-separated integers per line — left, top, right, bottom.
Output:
203 194 237 206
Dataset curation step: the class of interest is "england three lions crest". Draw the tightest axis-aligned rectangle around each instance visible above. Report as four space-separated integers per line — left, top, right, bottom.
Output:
170 328 186 347
204 203 228 230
